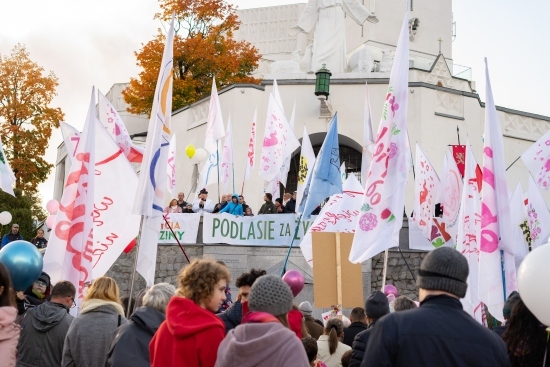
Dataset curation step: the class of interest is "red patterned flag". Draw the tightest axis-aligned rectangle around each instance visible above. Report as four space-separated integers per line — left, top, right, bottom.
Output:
451 145 466 177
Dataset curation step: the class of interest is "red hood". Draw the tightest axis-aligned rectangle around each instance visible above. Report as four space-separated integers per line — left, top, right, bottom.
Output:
166 297 224 339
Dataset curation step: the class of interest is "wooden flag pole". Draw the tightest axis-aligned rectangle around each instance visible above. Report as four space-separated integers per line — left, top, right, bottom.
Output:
335 232 343 307
162 215 190 263
127 215 145 317
381 248 389 290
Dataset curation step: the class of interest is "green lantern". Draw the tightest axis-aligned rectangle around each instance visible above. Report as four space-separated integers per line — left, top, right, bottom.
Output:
315 64 332 99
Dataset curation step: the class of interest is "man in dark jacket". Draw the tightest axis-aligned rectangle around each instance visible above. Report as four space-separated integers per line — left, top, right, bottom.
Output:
299 301 323 340
218 268 266 333
343 307 368 347
349 291 389 366
258 193 277 214
106 283 176 367
1 223 23 248
283 191 297 213
362 247 511 367
16 280 76 367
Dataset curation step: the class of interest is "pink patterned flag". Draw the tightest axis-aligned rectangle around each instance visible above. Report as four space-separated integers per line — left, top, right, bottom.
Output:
220 116 233 190
527 174 550 250
97 90 144 163
349 7 410 263
166 134 177 199
456 141 484 324
509 183 529 271
361 81 375 186
259 93 300 182
479 59 516 322
441 149 464 245
521 129 550 190
243 109 257 182
413 143 440 238
43 88 97 310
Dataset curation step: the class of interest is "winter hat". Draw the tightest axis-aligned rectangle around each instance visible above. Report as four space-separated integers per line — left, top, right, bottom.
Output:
37 272 51 286
365 291 390 319
503 291 520 319
249 274 294 316
417 247 469 298
299 301 313 316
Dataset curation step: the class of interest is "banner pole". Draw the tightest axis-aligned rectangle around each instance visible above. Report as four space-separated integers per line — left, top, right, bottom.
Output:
162 214 190 263
127 215 145 317
216 141 221 203
281 214 302 277
381 249 389 290
505 156 521 172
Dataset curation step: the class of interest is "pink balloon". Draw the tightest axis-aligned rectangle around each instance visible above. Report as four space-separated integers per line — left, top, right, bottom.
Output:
46 199 59 214
282 270 305 297
383 284 399 297
46 214 56 229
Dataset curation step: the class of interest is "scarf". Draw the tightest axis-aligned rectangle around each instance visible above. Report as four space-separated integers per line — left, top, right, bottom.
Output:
242 311 280 324
80 298 125 316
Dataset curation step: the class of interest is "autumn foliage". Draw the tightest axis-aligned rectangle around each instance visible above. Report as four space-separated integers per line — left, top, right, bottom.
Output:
0 44 64 195
123 0 261 115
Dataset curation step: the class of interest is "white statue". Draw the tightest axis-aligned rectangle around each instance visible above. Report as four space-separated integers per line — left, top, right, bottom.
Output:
379 49 395 73
348 47 374 73
270 50 302 74
289 0 378 73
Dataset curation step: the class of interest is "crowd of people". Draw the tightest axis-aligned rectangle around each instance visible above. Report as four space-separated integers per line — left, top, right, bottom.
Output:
163 189 299 216
0 224 48 250
0 247 549 366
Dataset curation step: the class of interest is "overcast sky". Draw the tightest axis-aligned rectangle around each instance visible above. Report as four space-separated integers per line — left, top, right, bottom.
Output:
0 0 548 202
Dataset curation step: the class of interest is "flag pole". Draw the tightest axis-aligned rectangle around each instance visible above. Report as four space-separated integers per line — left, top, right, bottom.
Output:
162 215 190 263
381 249 389 290
216 140 221 203
397 247 416 281
127 215 145 316
280 214 302 277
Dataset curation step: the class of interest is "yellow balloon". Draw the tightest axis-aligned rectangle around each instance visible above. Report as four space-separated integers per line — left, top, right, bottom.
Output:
185 145 196 159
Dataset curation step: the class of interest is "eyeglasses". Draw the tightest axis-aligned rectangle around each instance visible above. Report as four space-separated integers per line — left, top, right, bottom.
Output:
70 297 76 308
34 281 47 287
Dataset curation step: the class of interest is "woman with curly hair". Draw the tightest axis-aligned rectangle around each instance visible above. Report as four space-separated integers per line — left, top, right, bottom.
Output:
150 258 230 367
62 276 127 367
503 298 550 367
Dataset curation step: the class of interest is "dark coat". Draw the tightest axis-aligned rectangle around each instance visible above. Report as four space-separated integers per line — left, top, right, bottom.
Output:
304 316 324 340
349 320 377 367
218 300 243 333
1 232 23 248
343 321 368 347
106 306 165 367
258 201 277 214
362 295 511 367
283 198 296 213
16 301 74 367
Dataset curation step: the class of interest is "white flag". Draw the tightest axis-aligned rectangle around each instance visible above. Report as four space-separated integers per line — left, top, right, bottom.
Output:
361 81 375 185
440 149 463 246
220 116 233 190
243 109 257 182
60 122 81 166
0 136 16 197
266 178 280 201
279 102 296 187
521 129 550 190
296 126 316 209
272 79 285 115
509 183 529 271
455 142 484 324
204 77 225 154
527 174 550 250
43 88 97 310
340 161 346 183
259 93 300 182
413 143 440 238
132 16 174 286
97 90 144 163
166 135 177 199
349 7 410 263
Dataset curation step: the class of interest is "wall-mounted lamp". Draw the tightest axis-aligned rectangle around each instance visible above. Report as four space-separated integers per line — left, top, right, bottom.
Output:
315 64 332 100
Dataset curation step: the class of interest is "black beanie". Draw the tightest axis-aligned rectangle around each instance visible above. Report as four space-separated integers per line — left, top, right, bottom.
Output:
365 290 390 319
417 247 468 298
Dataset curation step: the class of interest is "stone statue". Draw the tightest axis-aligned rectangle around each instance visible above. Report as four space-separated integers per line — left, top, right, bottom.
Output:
348 47 374 73
379 49 394 73
289 0 378 73
270 50 302 74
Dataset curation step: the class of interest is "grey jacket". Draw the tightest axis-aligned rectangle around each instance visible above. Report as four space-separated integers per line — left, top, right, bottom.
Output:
16 301 73 367
62 304 127 367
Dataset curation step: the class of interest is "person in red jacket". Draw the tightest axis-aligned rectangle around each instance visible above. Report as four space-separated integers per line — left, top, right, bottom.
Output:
150 259 230 367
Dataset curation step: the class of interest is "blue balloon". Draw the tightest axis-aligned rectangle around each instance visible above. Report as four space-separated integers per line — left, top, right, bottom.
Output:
0 240 43 291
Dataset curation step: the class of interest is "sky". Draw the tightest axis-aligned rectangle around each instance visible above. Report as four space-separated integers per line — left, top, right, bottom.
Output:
0 0 548 203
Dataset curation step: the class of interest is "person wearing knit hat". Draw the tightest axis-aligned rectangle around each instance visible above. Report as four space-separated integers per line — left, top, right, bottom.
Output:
362 247 511 367
299 301 324 340
215 275 309 367
348 291 389 367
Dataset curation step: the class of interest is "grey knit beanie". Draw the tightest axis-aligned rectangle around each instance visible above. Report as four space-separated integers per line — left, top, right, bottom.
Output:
248 274 294 316
417 247 469 298
299 301 313 316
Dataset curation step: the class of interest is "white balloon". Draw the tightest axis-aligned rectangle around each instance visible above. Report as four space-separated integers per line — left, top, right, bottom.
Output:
517 245 550 326
0 211 12 225
193 148 208 163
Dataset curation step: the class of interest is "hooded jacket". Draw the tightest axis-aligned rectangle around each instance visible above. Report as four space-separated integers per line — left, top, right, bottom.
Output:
16 301 73 367
61 300 127 367
215 320 310 367
16 272 51 315
0 306 19 367
106 306 166 367
150 297 225 367
219 195 243 216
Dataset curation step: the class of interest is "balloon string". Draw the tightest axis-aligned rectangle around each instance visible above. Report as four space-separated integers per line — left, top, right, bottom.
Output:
543 328 550 367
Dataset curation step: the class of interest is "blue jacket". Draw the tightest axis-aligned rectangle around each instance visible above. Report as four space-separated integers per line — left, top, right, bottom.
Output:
219 195 243 216
1 232 23 248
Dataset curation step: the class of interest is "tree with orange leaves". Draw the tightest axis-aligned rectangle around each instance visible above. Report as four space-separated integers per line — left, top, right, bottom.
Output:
123 0 261 115
0 44 64 196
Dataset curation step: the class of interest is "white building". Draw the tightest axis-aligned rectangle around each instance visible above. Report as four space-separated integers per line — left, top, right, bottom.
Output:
53 0 550 215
